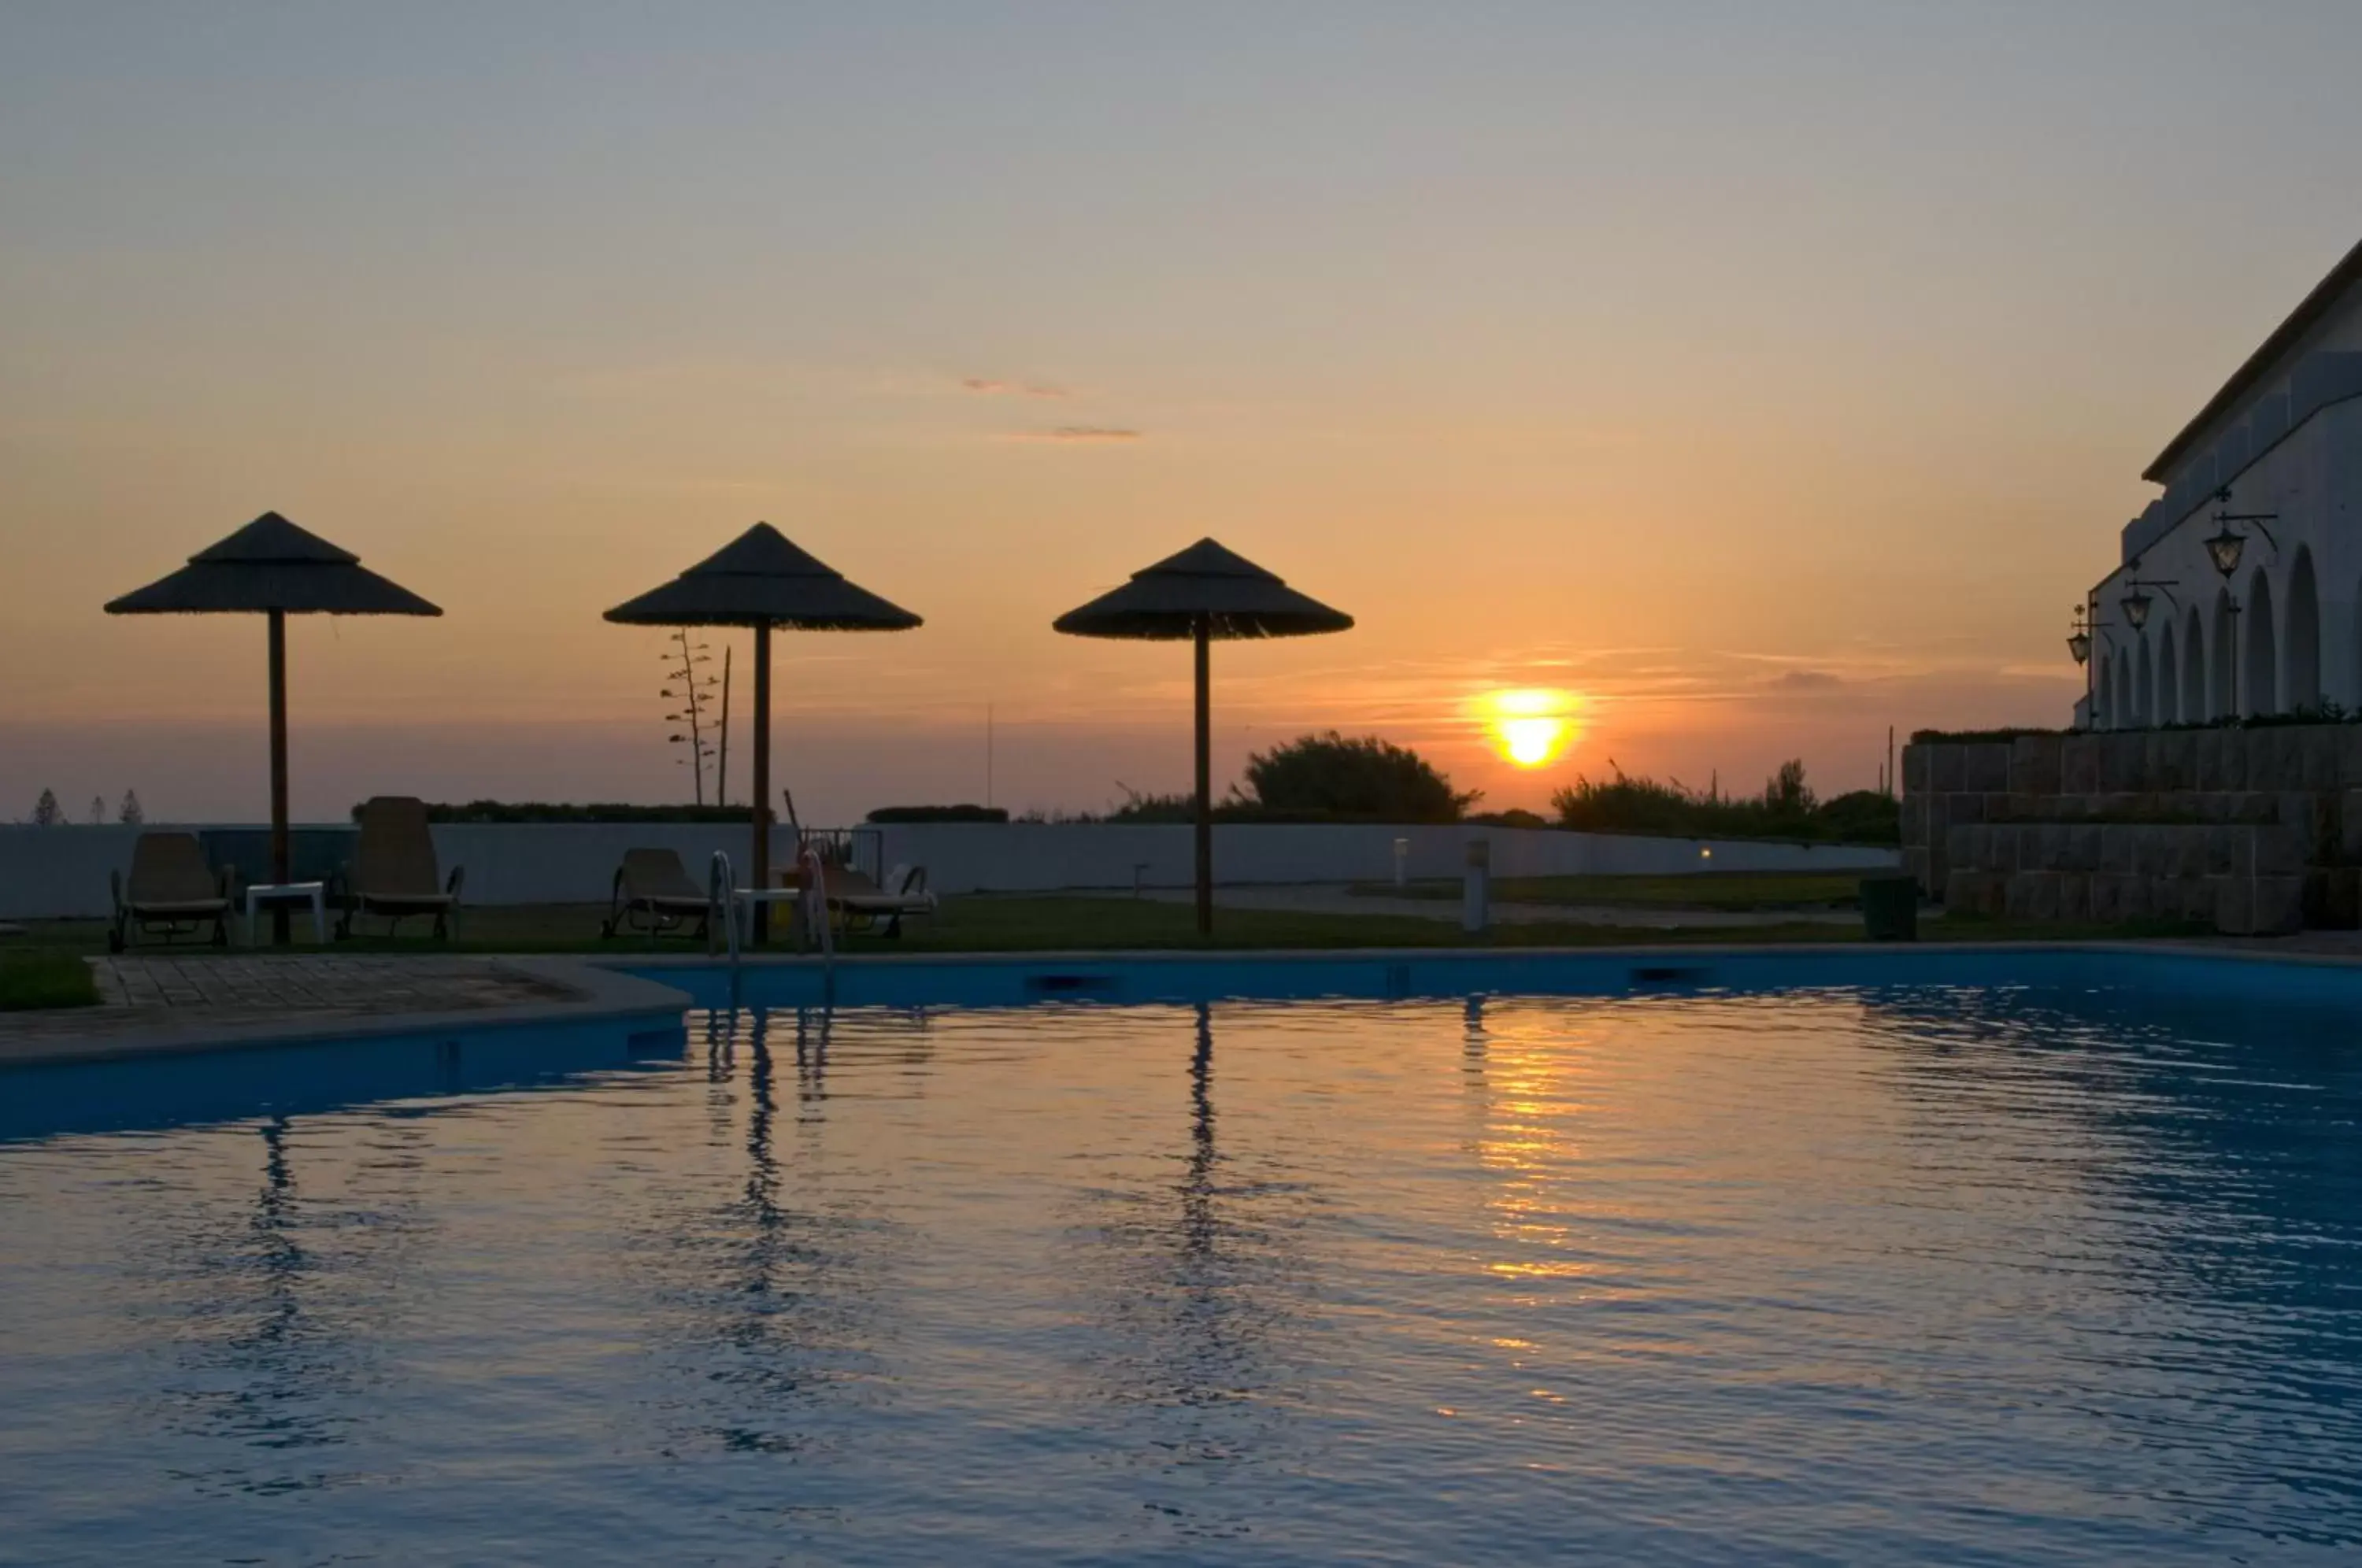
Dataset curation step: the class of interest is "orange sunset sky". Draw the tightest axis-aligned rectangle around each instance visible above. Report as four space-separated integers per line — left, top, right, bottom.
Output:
6 5 2360 823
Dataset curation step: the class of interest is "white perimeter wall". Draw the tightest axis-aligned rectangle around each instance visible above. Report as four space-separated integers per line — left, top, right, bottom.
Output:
872 822 1897 894
0 822 1898 919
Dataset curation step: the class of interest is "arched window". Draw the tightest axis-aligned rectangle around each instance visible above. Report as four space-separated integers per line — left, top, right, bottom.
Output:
2114 648 2132 729
2287 547 2321 712
2136 637 2154 727
2246 568 2279 716
2158 620 2179 725
2182 604 2206 721
2212 588 2238 718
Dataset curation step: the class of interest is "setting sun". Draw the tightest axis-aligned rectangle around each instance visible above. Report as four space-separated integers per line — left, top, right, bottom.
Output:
1478 688 1581 770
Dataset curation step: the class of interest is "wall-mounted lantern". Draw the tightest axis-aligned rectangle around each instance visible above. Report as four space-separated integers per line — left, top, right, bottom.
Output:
2205 523 2246 579
2117 556 2179 630
2207 486 2280 579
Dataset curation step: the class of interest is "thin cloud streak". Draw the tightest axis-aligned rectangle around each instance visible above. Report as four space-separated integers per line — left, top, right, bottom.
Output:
1001 425 1144 443
961 376 1070 398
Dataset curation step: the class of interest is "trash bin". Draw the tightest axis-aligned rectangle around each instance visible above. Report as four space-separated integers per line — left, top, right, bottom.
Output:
1860 874 1918 941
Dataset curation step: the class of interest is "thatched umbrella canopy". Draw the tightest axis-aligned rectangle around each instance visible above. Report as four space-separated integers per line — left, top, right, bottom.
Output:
1053 539 1352 934
106 512 442 942
605 523 920 937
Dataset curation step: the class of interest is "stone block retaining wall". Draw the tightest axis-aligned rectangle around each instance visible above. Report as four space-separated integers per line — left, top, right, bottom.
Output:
1902 727 2362 935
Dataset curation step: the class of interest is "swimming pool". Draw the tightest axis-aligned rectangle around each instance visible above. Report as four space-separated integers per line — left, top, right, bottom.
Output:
5 951 2361 1562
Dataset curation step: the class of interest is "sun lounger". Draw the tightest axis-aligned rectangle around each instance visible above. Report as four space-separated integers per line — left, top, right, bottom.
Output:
829 862 937 937
109 831 231 952
337 796 464 940
601 848 712 940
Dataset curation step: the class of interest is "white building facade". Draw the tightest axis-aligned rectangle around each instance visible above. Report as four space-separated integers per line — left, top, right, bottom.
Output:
2082 238 2362 730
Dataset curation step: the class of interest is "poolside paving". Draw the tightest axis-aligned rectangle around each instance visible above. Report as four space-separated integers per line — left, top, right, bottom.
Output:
0 954 595 1065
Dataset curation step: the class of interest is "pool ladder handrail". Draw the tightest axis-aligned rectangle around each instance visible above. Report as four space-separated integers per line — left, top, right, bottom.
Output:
709 850 740 966
798 841 835 976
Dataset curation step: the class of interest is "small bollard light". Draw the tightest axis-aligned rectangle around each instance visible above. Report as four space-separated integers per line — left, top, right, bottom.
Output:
1700 845 1712 861
1463 839 1490 934
1132 861 1150 899
1393 837 1410 889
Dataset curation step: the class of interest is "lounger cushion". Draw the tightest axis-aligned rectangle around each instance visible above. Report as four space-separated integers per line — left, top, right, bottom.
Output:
124 833 222 907
353 797 446 898
619 849 703 902
357 893 457 911
128 897 231 917
831 893 935 914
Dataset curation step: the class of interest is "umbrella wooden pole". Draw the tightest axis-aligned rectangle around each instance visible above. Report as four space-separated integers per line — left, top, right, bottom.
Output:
1194 618 1212 936
267 608 291 946
752 622 772 942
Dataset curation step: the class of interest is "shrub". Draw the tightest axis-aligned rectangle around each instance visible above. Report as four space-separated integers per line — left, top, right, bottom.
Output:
1096 735 1477 825
1763 759 1814 814
376 801 752 823
1815 790 1902 845
1549 773 1708 837
1550 761 1896 845
1103 789 1268 823
866 804 1011 823
1105 790 1199 823
1908 727 2062 745
1920 709 2362 742
1242 733 1477 823
0 951 98 1011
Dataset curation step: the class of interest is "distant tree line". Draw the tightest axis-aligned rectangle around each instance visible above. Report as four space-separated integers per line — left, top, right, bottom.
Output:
1091 732 1477 824
866 804 1010 823
1917 705 2362 743
863 734 1478 826
341 745 1900 845
1549 760 1897 845
382 800 753 823
22 789 143 826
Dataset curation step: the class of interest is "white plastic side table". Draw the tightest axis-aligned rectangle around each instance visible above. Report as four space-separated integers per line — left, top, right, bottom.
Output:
244 881 328 945
731 886 806 946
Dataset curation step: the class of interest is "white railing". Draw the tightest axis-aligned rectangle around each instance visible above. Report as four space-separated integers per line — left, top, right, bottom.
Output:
709 850 739 966
798 841 835 977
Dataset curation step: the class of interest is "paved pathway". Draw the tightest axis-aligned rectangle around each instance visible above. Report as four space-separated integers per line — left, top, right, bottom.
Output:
2 955 587 1062
1114 882 1864 930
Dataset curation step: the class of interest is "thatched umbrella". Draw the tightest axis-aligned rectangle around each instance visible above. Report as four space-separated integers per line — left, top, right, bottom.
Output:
1053 539 1352 934
605 523 920 939
106 512 442 943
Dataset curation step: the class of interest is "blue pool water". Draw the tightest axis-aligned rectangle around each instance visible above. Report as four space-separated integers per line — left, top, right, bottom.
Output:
6 953 2362 1563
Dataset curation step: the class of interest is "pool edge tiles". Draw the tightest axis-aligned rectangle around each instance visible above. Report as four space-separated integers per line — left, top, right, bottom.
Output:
10 941 2358 1073
0 956 694 1072
616 939 2362 1012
